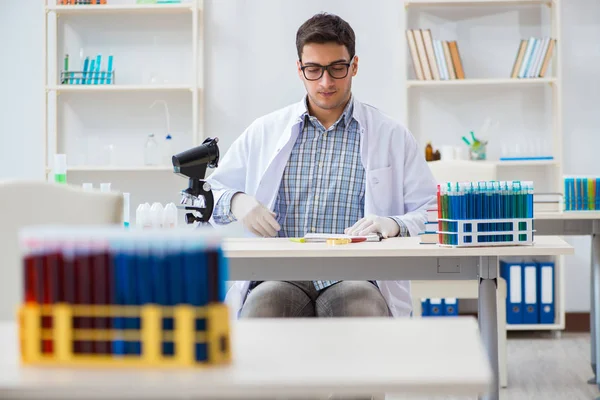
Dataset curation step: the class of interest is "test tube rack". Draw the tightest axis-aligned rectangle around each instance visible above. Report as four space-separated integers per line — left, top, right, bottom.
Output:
19 303 230 368
60 70 115 85
437 217 534 247
18 226 231 368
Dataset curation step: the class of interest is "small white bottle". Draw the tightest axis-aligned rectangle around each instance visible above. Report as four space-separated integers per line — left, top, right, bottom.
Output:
82 183 93 192
163 202 178 228
136 203 152 229
150 202 164 229
144 134 160 166
100 183 111 193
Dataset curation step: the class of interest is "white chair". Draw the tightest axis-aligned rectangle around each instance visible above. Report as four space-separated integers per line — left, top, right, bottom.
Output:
0 180 123 321
414 160 508 388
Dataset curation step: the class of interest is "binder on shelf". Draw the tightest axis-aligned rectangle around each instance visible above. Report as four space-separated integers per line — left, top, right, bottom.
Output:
443 298 458 316
537 261 555 324
500 261 523 324
523 262 539 324
428 298 443 316
421 298 429 316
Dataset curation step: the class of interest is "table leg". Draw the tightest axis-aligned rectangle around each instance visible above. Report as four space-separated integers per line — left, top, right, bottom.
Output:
478 256 499 400
592 222 600 389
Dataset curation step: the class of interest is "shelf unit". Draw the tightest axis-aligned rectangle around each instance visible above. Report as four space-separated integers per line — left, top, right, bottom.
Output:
46 85 195 92
407 77 556 87
404 0 565 331
43 0 204 178
46 3 197 14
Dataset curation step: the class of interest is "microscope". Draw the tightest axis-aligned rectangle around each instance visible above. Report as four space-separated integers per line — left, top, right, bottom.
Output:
172 137 220 225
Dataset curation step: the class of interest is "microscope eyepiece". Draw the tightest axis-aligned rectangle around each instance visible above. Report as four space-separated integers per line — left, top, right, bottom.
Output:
172 137 219 179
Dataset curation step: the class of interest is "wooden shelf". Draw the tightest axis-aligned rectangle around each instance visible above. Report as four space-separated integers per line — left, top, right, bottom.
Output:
405 0 553 6
46 3 197 15
47 85 194 92
407 77 556 87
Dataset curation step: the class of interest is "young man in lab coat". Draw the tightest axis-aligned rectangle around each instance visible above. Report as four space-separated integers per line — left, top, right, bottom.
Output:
208 13 437 319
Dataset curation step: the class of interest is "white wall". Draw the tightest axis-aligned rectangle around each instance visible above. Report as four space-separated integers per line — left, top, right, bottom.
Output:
0 0 598 314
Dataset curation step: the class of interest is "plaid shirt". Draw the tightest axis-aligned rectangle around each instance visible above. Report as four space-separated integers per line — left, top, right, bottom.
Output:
213 96 409 292
273 97 363 291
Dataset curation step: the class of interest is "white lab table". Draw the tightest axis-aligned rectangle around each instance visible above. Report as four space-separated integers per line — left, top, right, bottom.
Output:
534 211 600 391
0 318 492 399
223 235 574 400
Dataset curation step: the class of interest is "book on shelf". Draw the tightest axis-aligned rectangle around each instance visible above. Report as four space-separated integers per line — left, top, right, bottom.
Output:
406 29 465 81
511 37 556 79
419 208 439 244
533 193 563 212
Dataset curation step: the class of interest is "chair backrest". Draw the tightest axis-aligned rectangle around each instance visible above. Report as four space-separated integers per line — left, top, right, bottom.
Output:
426 160 497 183
0 180 123 321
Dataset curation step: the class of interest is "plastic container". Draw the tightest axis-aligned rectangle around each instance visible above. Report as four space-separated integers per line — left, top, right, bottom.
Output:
163 202 178 228
136 203 152 229
144 134 161 166
150 202 164 229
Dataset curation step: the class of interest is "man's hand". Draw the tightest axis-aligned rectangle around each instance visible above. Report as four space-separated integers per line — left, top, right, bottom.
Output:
231 193 281 237
344 215 400 238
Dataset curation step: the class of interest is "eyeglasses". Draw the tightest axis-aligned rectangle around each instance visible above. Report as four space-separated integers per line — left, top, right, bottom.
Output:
300 60 352 81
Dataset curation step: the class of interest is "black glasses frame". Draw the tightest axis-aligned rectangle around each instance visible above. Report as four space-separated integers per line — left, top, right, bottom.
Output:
300 61 352 81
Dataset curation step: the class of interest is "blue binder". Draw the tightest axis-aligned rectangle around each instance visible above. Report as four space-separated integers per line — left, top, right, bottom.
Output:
428 298 443 316
537 261 555 324
500 261 523 324
443 298 458 316
421 299 430 317
523 262 539 324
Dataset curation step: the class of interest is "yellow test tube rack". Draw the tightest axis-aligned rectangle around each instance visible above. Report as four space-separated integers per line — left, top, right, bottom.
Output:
18 303 231 368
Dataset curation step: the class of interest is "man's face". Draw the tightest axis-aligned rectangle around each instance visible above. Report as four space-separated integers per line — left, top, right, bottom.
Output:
297 42 358 111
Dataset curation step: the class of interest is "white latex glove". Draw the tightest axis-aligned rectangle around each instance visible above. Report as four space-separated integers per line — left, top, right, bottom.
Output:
231 192 281 237
344 215 400 238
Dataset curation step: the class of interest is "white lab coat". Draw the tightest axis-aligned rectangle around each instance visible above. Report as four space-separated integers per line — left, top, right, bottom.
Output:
207 96 438 318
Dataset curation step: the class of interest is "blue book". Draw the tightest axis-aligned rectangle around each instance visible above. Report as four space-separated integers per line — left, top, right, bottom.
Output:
523 38 539 78
428 298 443 316
443 298 458 316
518 38 536 78
500 261 523 324
421 299 430 317
537 261 555 324
522 262 539 324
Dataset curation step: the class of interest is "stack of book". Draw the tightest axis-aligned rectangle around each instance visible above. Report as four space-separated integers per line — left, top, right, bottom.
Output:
419 208 439 244
533 192 563 213
510 37 556 79
406 29 465 81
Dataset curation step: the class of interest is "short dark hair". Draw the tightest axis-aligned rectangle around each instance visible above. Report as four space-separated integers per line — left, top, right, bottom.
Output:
296 13 356 61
